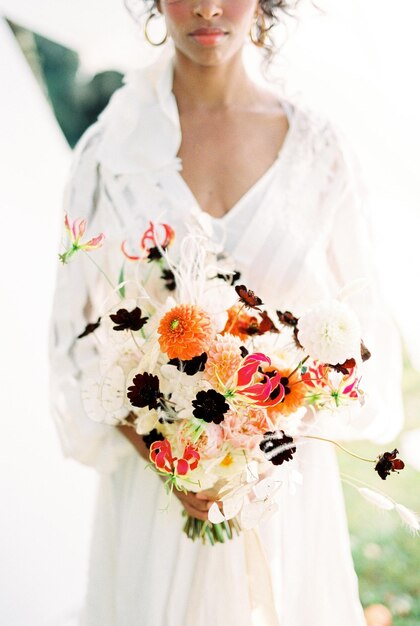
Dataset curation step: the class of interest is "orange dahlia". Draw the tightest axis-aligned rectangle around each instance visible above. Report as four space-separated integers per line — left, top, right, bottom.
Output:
222 305 259 340
204 334 242 388
158 304 214 360
266 369 307 417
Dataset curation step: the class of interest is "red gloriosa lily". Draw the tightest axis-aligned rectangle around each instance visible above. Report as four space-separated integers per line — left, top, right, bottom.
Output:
150 439 174 473
231 353 285 408
141 221 175 251
122 221 175 261
150 439 200 477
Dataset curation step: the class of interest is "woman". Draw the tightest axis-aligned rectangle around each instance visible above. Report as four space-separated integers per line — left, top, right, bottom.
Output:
50 1 403 624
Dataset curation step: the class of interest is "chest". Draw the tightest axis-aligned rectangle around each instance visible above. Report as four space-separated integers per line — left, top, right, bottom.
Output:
176 108 289 218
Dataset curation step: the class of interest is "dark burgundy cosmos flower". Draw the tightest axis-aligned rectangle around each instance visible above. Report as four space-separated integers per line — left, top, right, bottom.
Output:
127 373 163 410
259 311 279 334
109 307 148 332
361 340 372 362
161 268 176 291
330 340 371 374
240 346 249 359
259 431 296 465
329 358 356 376
276 310 302 349
192 389 230 424
168 353 208 376
235 284 263 311
142 429 165 450
147 246 162 262
374 448 405 480
77 317 101 339
217 269 241 285
276 310 299 328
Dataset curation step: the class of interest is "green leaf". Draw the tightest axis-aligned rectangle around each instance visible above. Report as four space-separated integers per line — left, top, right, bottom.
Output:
118 264 125 298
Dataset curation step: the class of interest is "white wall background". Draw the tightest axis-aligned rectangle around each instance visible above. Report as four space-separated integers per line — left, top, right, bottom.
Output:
0 2 419 625
0 19 96 626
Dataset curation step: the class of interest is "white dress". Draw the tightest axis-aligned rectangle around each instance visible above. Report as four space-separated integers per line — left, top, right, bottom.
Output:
49 50 404 626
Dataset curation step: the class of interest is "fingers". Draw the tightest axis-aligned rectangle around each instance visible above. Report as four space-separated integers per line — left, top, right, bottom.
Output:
178 492 211 512
196 492 223 510
182 504 209 521
174 490 219 521
180 495 210 521
195 492 211 500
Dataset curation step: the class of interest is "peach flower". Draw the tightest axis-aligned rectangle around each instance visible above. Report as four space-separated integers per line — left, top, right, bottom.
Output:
222 407 272 452
204 333 242 389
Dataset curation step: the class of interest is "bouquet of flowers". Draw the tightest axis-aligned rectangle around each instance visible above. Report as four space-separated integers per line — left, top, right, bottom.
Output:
59 214 417 543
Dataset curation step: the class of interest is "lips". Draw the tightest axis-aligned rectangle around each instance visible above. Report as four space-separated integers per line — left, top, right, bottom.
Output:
189 27 227 47
190 28 226 36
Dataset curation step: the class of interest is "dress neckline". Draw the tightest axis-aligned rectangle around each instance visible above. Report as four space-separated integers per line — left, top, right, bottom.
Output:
174 101 296 223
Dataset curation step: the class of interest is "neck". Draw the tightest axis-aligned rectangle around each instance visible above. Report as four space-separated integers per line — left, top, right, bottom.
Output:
172 49 258 112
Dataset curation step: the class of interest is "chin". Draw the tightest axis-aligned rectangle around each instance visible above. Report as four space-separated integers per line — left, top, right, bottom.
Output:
175 42 242 69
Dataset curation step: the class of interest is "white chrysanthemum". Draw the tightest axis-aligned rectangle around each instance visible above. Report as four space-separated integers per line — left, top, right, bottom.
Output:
297 300 361 364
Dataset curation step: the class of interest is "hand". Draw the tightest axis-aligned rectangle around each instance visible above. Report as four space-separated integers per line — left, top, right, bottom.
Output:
116 424 221 521
173 489 219 522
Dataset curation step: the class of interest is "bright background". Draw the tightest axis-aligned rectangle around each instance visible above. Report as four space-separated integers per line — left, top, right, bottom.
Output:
0 1 419 625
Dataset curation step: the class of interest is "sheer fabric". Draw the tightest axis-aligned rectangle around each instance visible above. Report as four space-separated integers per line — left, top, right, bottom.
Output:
49 49 403 625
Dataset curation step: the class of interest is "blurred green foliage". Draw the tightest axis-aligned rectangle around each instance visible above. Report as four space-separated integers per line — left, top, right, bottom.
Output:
10 21 123 147
340 358 420 624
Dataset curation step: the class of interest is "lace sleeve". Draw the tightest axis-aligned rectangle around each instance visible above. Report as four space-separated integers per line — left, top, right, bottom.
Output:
324 137 404 444
49 126 133 473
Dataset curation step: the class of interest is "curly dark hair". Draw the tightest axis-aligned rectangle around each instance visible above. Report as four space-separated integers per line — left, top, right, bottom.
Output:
124 0 302 61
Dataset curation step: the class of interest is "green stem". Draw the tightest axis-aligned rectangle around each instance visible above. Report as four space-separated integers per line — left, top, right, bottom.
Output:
84 251 119 294
226 303 245 334
223 520 232 540
130 330 142 350
288 355 310 379
304 435 375 463
213 523 225 544
205 526 215 546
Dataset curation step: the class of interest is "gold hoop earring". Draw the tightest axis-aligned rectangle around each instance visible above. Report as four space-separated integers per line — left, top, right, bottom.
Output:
249 14 267 48
144 12 168 46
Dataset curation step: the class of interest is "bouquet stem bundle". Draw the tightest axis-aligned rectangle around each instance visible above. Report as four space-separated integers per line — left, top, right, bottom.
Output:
182 512 241 545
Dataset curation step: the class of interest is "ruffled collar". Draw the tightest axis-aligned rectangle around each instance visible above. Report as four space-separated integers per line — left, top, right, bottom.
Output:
96 46 182 176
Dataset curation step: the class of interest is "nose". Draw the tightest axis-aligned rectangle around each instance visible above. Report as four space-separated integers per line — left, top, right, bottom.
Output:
193 0 223 20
